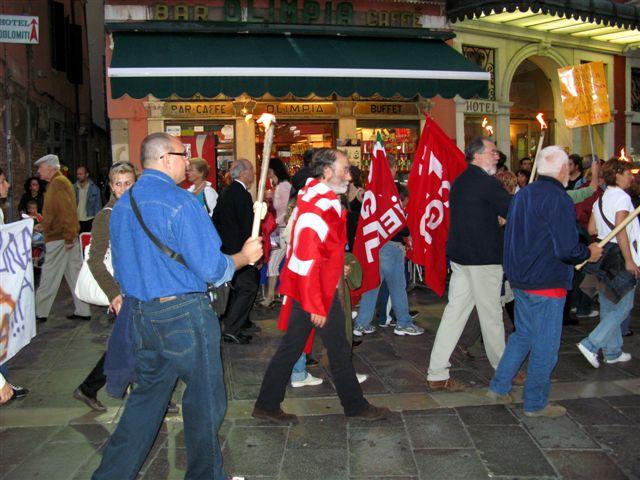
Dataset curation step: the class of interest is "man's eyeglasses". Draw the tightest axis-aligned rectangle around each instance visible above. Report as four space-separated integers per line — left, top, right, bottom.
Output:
166 151 189 158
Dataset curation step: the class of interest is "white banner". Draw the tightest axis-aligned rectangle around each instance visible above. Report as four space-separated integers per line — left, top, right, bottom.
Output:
0 219 36 367
0 15 39 44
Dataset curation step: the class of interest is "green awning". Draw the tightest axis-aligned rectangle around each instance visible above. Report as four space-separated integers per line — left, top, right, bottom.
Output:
109 33 490 99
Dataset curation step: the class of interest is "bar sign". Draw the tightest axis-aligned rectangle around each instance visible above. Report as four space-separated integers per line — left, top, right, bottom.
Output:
0 15 39 44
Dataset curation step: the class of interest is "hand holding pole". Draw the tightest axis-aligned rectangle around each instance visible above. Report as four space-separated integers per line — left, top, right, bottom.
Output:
252 113 276 238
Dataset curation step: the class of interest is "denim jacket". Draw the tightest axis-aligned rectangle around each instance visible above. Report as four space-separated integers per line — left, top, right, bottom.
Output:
74 180 102 218
110 169 234 301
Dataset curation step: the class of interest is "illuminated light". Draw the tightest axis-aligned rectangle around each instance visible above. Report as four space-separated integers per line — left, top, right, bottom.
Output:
619 148 630 162
593 29 640 41
608 32 640 44
482 117 489 128
506 14 558 27
536 112 547 130
486 125 494 135
572 26 622 37
244 114 253 122
478 9 533 23
530 17 581 31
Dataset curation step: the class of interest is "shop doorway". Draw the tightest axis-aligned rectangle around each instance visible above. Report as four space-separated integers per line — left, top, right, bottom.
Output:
509 58 555 167
164 122 236 191
256 121 336 178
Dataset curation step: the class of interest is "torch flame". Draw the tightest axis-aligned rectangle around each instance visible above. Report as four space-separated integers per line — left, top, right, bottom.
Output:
536 113 547 130
619 148 629 162
256 113 276 129
482 117 488 128
486 125 494 136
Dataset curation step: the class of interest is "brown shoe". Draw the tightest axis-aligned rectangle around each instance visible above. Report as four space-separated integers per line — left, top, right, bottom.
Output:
73 388 107 412
349 404 391 421
513 371 526 386
252 406 299 424
428 378 467 392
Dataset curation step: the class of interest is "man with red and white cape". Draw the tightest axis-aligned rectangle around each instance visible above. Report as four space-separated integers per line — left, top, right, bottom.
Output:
252 149 390 424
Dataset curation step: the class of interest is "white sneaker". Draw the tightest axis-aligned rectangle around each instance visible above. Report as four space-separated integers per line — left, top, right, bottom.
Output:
353 325 375 337
577 343 600 368
576 309 599 318
291 373 323 388
356 373 368 384
604 352 632 364
393 324 425 336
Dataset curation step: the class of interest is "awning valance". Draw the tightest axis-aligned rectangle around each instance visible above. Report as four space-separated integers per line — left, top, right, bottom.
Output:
447 1 640 47
108 33 490 99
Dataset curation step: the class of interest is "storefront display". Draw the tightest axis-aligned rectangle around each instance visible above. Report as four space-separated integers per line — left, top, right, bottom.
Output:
357 123 419 181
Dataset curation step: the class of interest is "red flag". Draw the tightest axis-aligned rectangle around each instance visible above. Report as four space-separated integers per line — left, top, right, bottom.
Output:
352 133 406 296
406 117 467 297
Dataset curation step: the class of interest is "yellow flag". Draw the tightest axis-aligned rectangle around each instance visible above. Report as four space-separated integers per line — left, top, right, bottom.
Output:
558 61 611 128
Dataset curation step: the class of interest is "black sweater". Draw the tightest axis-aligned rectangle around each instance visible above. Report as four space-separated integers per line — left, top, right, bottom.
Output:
446 164 512 265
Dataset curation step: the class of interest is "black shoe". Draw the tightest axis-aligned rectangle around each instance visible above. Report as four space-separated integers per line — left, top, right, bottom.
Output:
352 339 363 348
305 356 318 366
67 314 91 321
73 388 106 412
223 333 252 345
11 384 29 399
409 310 419 319
242 321 261 334
623 329 634 337
36 316 47 323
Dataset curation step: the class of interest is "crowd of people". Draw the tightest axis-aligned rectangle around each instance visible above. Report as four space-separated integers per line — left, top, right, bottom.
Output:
0 131 638 479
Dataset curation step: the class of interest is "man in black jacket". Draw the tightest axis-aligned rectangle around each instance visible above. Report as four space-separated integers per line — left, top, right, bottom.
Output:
427 138 512 391
213 158 259 344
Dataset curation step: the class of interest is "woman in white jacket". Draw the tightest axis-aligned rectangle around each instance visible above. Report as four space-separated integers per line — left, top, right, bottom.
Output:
186 157 218 217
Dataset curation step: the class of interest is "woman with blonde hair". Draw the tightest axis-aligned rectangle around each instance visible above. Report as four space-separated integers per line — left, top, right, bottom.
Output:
186 157 218 217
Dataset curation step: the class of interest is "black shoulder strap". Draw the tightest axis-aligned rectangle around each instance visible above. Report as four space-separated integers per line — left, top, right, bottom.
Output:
129 187 187 267
598 195 616 231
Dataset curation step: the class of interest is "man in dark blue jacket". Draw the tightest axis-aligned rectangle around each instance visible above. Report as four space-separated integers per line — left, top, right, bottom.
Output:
488 145 602 418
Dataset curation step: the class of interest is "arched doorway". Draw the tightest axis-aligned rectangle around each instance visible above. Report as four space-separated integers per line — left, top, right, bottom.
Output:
509 58 555 165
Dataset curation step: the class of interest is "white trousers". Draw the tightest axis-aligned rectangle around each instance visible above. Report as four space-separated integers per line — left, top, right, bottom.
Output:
427 262 505 381
35 239 91 318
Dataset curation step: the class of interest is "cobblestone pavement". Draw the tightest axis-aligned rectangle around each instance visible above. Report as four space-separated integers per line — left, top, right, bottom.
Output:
1 284 639 479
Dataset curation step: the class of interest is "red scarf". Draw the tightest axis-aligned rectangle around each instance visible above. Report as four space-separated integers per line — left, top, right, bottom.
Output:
277 178 346 353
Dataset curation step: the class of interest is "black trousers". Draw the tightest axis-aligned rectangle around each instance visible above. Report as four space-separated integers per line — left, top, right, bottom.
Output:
254 294 369 416
222 265 259 336
80 352 106 398
79 219 94 234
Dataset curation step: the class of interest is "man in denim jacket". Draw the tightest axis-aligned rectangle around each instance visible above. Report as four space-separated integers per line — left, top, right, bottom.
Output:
93 133 262 480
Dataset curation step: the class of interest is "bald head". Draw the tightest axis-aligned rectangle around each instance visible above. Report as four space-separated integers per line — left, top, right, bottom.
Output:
139 132 189 184
140 133 177 168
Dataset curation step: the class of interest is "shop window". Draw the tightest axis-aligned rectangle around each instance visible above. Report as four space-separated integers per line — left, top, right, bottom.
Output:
356 122 419 182
462 45 495 101
632 68 640 112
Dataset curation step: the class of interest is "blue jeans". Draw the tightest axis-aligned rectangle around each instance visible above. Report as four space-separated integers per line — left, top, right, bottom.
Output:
290 353 307 382
621 313 632 335
376 281 391 326
580 287 635 360
356 242 412 329
93 293 227 480
490 290 565 413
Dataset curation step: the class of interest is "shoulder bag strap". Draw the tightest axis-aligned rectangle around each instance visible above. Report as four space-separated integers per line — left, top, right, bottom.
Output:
598 195 616 231
128 187 187 267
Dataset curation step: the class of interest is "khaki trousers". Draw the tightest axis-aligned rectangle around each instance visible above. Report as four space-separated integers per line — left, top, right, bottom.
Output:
36 239 91 318
427 262 505 381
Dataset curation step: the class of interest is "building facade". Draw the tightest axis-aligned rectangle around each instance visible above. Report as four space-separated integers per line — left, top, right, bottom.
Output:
104 0 490 190
0 0 110 219
448 1 640 167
